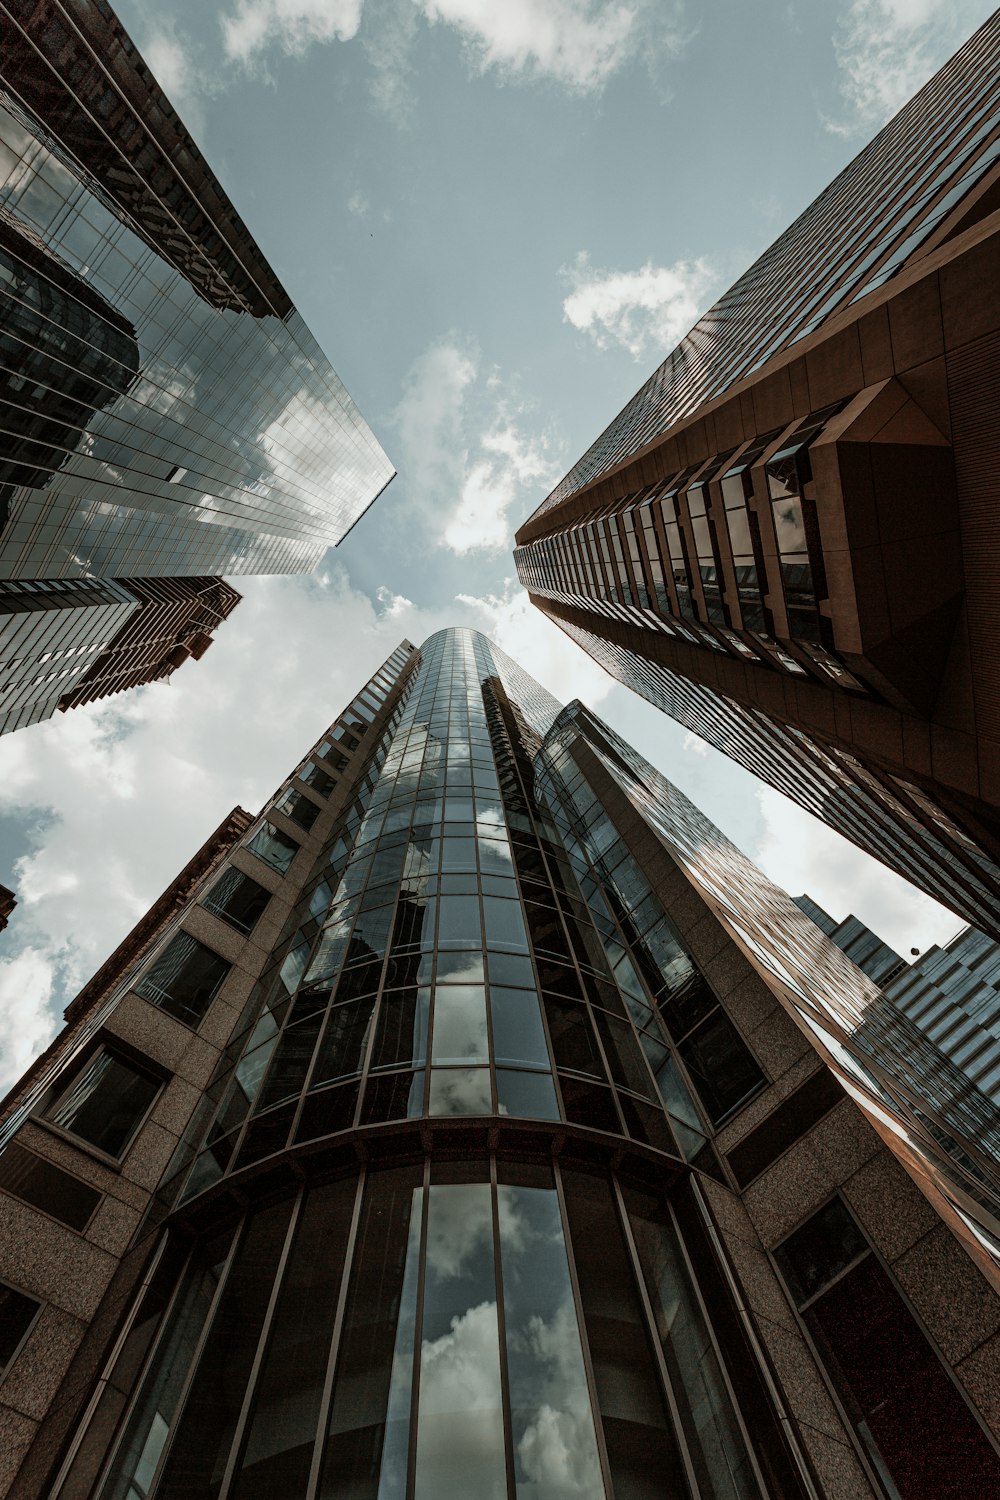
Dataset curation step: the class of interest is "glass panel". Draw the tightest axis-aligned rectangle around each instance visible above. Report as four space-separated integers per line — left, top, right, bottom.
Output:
677 1015 764 1124
437 894 482 948
312 998 378 1087
0 1282 39 1369
490 987 550 1069
431 985 489 1065
203 868 271 933
497 1165 606 1499
414 1179 506 1500
136 933 230 1027
156 1203 295 1498
560 1169 690 1500
496 1069 560 1120
318 1165 424 1500
369 988 430 1071
428 1068 492 1116
626 1191 761 1499
247 824 299 874
45 1051 160 1158
99 1229 235 1500
232 1180 358 1499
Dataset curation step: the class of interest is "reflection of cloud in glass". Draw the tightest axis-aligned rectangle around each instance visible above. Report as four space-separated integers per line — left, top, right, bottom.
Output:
423 1180 492 1280
415 1300 506 1500
513 1301 606 1500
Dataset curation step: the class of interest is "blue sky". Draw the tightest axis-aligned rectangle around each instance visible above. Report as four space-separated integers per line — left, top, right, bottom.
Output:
0 0 993 1087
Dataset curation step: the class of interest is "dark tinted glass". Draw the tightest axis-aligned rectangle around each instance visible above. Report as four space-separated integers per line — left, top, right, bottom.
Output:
774 1196 868 1306
678 1013 764 1124
281 790 321 831
136 932 231 1026
248 823 300 873
0 1282 40 1369
45 1050 160 1157
0 1141 100 1230
203 868 271 933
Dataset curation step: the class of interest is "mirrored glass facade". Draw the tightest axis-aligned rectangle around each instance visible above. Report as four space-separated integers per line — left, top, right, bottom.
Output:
0 1 394 581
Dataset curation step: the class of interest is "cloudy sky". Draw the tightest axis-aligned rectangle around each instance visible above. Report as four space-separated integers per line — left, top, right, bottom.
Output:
0 0 993 1088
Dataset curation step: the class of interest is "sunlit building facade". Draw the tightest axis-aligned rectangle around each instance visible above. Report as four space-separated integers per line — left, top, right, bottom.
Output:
2 630 1000 1500
515 12 1000 941
0 0 394 582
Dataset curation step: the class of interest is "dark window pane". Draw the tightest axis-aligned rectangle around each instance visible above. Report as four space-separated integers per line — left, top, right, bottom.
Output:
296 1083 360 1142
136 932 230 1027
247 822 300 874
489 986 550 1068
312 998 378 1087
232 1180 357 1499
318 1165 424 1500
774 1196 868 1306
278 789 320 831
0 1282 40 1370
559 1077 621 1134
255 1014 324 1112
155 1203 294 1499
543 998 604 1079
203 868 271 934
496 1068 559 1120
560 1169 690 1500
678 1013 764 1124
0 1141 100 1230
361 1070 423 1125
803 1241 1000 1499
45 1050 160 1158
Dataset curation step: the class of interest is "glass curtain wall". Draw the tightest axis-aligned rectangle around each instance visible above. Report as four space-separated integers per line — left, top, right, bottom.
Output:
63 629 808 1500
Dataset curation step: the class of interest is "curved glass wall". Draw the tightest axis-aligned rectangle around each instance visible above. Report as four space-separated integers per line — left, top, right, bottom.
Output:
83 1158 777 1500
167 630 762 1210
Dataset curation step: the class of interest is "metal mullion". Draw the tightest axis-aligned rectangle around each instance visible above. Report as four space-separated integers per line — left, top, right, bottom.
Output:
689 1178 824 1500
127 1213 248 1500
664 1196 771 1499
51 1232 177 1499
217 1188 305 1500
489 1161 517 1500
610 1175 701 1500
404 1136 433 1498
550 1159 615 1500
305 1168 367 1500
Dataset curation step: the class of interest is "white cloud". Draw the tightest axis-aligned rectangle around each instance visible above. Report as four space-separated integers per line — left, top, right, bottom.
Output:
455 582 615 707
751 784 964 957
829 0 994 133
561 251 716 361
0 950 56 1094
392 337 562 556
417 0 643 91
346 189 371 217
221 0 363 67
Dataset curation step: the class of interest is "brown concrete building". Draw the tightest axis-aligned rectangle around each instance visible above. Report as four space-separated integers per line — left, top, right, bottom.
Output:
516 11 1000 942
1 630 999 1500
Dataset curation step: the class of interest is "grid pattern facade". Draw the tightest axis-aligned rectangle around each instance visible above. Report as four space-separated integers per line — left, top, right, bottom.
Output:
535 12 1000 511
515 13 1000 952
4 632 1000 1499
0 1 394 581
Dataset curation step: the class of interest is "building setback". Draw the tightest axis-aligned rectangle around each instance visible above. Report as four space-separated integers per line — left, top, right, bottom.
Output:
0 0 394 722
515 11 1000 942
1 628 1000 1500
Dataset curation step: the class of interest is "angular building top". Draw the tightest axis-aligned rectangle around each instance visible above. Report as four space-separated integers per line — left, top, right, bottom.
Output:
0 0 395 581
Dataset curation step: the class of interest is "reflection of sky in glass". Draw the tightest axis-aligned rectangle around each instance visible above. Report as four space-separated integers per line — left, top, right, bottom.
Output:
498 1179 606 1500
415 1182 507 1500
377 1188 423 1500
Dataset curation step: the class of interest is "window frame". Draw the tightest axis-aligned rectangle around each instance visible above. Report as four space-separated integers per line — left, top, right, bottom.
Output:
0 1279 43 1382
35 1039 167 1165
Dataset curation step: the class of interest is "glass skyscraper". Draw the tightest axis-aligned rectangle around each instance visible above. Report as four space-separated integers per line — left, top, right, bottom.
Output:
2 630 1000 1500
514 11 1000 944
0 0 395 582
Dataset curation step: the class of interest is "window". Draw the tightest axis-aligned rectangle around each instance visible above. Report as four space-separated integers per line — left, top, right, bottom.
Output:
136 932 231 1026
247 821 300 874
0 1282 41 1374
0 1141 101 1230
276 788 320 831
203 868 271 933
775 1198 1000 1497
42 1048 161 1158
300 761 336 797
